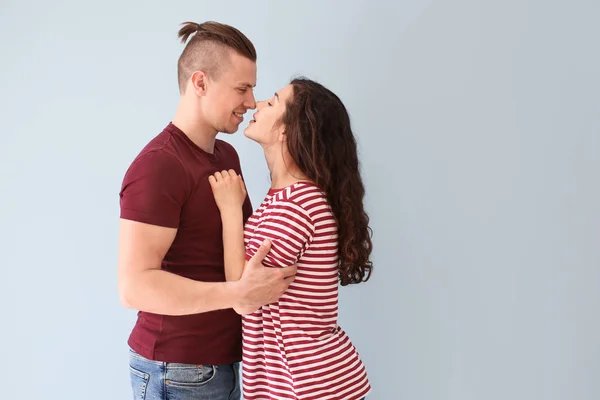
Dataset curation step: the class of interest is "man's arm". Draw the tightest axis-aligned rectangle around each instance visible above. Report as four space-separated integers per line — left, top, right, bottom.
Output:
118 218 228 315
118 219 296 315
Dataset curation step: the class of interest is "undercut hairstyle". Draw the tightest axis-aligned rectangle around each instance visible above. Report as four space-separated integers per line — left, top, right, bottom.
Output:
176 21 257 93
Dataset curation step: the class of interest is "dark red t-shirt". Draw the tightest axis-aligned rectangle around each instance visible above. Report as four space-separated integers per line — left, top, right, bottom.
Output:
119 122 252 365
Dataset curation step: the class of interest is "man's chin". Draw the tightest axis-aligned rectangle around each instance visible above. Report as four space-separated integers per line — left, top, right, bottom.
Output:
218 126 238 135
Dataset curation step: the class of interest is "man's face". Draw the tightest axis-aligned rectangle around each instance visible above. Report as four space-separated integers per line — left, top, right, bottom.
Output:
203 52 257 134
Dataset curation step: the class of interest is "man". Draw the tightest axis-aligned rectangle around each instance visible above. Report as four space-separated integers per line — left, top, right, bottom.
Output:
118 21 296 399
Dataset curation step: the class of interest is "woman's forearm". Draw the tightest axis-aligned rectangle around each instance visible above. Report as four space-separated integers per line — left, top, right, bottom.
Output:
221 208 247 282
221 209 263 315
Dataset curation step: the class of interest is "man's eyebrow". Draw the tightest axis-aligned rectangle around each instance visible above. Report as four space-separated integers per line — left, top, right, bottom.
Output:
239 82 256 88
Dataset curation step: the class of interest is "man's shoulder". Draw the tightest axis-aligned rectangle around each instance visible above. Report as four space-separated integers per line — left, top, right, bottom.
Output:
136 127 179 158
124 130 185 181
125 125 187 170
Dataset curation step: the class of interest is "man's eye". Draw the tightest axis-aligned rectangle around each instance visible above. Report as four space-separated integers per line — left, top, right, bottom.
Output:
237 88 247 93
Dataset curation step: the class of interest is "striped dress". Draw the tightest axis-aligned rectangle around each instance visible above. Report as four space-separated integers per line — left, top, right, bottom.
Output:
242 181 371 400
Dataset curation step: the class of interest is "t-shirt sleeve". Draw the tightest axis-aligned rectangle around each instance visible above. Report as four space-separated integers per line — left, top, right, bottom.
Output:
245 200 315 267
119 151 188 228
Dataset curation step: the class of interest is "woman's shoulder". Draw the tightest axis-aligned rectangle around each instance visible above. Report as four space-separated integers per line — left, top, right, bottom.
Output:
266 182 329 219
272 181 322 203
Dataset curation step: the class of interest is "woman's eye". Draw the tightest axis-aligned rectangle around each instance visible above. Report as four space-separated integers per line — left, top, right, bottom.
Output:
267 102 272 106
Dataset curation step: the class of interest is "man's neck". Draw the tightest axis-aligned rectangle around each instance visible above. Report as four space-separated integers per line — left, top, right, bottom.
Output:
172 102 218 154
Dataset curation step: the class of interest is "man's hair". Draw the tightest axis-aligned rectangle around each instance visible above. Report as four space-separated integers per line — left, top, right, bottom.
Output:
176 21 257 93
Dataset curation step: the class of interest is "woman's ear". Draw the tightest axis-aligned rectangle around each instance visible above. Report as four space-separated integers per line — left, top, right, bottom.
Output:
277 121 287 140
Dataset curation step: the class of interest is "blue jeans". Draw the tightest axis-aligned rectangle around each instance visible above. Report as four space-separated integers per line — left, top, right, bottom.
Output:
128 348 241 400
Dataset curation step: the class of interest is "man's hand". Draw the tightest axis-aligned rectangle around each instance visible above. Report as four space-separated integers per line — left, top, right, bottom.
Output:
233 240 297 312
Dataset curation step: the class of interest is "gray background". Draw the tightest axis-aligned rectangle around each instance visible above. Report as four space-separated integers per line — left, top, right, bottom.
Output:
1 0 599 399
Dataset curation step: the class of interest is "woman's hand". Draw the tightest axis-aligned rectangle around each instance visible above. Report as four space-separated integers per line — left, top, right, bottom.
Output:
208 169 247 212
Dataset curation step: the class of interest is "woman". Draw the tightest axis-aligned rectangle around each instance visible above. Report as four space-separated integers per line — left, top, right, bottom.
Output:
209 77 373 400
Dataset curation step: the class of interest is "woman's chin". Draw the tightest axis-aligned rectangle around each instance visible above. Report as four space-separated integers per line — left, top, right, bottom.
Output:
243 127 256 141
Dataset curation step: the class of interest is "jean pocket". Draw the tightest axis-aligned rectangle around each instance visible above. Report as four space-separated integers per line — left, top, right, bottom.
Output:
129 365 150 400
165 364 217 387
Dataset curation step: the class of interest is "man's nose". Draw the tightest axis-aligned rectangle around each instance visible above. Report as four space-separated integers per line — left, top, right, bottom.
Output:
244 92 256 109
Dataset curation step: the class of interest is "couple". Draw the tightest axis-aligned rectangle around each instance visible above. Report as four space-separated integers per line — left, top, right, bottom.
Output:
118 20 373 400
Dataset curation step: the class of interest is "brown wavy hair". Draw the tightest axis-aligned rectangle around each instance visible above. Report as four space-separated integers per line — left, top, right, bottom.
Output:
281 77 373 285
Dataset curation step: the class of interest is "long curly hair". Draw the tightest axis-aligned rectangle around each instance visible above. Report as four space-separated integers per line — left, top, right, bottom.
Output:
281 77 373 285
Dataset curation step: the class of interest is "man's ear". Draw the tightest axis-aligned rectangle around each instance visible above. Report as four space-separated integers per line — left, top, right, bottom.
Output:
191 70 209 96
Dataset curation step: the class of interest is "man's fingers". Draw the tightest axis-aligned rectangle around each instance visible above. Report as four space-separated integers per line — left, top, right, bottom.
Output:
280 265 298 279
249 240 272 265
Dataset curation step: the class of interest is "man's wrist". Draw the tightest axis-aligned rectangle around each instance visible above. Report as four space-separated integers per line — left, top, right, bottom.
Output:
224 280 246 309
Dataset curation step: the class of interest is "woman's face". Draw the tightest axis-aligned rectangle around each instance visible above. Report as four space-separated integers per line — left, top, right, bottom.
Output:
243 84 294 147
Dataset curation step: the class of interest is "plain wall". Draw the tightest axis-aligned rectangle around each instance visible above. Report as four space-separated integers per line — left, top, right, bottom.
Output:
1 0 599 399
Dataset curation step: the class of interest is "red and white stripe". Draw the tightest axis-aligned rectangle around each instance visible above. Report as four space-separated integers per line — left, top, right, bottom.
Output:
242 182 371 400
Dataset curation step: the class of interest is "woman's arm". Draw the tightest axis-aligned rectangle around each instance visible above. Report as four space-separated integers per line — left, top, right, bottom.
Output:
209 169 262 315
220 208 246 282
221 209 262 315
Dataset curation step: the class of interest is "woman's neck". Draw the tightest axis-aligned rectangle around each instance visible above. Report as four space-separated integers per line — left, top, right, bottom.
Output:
265 149 312 190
